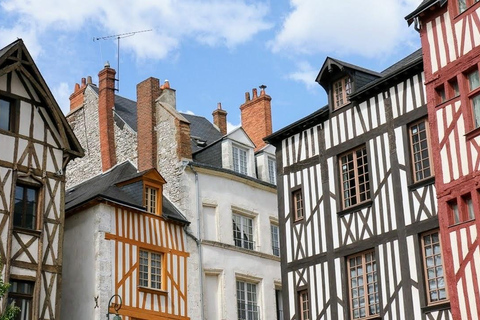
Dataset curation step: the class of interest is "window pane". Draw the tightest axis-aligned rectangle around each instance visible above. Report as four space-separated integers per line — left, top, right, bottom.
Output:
472 94 480 128
0 99 10 131
469 70 480 91
459 0 467 12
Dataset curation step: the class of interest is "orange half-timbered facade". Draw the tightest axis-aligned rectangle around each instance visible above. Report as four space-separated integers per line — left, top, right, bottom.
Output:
62 161 189 320
0 39 83 319
407 1 480 319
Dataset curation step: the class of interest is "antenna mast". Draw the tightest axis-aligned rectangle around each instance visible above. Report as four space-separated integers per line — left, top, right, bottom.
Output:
94 29 152 91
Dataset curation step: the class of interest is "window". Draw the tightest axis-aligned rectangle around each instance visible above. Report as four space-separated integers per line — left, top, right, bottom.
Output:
233 214 254 250
347 250 379 319
436 85 446 104
8 280 34 320
268 157 276 184
298 290 310 320
144 186 158 214
409 119 433 182
236 280 259 320
292 189 304 221
448 193 475 225
275 289 283 320
459 0 480 13
333 76 352 109
233 145 248 175
271 224 280 256
467 68 480 129
0 97 17 132
139 250 162 290
14 184 38 230
421 230 447 304
339 146 370 209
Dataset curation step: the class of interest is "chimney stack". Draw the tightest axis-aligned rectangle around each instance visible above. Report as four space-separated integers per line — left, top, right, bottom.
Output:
212 102 228 135
70 77 88 111
98 62 117 171
137 77 161 171
240 85 272 152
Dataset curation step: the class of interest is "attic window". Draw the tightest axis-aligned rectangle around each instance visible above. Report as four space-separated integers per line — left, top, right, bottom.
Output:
333 76 352 109
145 186 158 214
0 97 18 133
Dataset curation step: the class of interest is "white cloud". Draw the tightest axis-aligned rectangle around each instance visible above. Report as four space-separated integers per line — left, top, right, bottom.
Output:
270 0 420 58
1 0 272 60
287 61 318 89
51 82 71 114
227 121 241 133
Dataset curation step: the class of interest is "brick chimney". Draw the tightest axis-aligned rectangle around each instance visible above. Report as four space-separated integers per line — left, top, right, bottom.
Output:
98 63 117 171
212 102 227 135
240 85 272 151
69 76 93 111
137 77 161 171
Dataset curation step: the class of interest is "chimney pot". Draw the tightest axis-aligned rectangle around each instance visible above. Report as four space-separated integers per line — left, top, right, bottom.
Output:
74 83 80 91
217 102 222 110
245 92 250 102
87 76 92 84
252 88 258 99
105 61 110 68
81 77 86 87
260 84 266 96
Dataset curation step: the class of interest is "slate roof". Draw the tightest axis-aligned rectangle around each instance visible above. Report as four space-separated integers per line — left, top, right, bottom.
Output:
266 48 424 144
65 161 189 224
89 87 221 153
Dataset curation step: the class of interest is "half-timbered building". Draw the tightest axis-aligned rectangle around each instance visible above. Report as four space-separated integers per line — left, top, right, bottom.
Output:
406 1 480 319
266 51 451 319
0 39 83 319
61 161 189 320
64 67 282 319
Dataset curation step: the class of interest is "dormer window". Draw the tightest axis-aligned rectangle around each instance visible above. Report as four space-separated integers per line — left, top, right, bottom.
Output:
145 185 159 214
333 76 352 109
233 145 248 175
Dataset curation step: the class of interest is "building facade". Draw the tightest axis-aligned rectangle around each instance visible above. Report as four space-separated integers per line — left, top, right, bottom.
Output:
407 1 480 319
61 161 190 320
65 67 282 319
266 52 451 319
0 39 83 319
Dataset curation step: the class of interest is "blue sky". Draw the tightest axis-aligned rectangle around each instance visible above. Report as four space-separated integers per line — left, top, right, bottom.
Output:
0 0 421 132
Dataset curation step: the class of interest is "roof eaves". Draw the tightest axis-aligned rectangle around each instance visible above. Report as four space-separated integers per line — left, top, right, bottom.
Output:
405 0 447 24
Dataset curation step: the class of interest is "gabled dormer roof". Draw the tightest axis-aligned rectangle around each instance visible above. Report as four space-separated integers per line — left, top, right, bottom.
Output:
315 57 382 92
0 39 84 158
65 161 189 224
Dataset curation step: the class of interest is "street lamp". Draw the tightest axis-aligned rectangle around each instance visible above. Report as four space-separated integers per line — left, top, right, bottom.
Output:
106 294 122 320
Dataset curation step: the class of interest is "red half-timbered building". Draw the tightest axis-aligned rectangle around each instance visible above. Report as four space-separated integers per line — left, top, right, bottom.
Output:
407 1 480 319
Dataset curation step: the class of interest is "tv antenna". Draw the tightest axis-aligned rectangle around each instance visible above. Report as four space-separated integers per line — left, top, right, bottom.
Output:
94 29 152 91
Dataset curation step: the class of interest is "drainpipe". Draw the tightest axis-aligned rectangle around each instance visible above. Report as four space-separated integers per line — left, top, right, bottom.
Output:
187 163 205 320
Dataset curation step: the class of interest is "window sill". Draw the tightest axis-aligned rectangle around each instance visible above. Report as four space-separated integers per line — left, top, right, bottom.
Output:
408 176 435 191
337 200 372 216
421 300 450 313
13 227 41 237
448 218 476 230
138 286 168 296
465 126 480 141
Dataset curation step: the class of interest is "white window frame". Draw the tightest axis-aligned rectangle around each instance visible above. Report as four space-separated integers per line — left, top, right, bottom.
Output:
233 145 248 175
268 157 276 184
271 223 280 257
233 214 255 250
236 280 259 320
139 250 163 290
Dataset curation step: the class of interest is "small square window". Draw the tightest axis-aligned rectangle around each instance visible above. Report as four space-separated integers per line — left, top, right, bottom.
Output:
14 184 38 230
139 250 162 290
448 193 476 225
